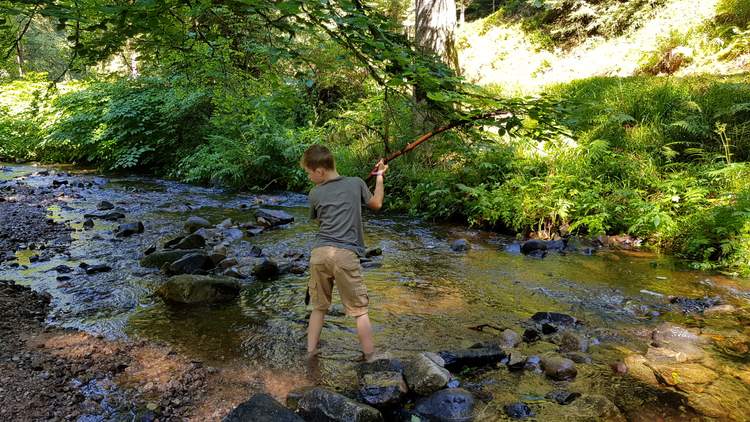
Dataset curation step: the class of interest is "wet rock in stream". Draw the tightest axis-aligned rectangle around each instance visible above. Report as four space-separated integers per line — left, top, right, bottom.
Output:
168 252 213 275
83 211 126 221
223 393 303 422
546 390 581 405
156 274 241 304
540 354 577 381
504 402 534 419
184 216 211 233
170 233 206 250
668 295 722 314
450 239 470 252
521 239 547 256
403 353 451 395
251 258 279 281
255 208 294 227
415 388 475 422
296 387 383 422
115 221 144 237
358 371 407 407
437 346 506 371
96 200 115 211
140 249 204 268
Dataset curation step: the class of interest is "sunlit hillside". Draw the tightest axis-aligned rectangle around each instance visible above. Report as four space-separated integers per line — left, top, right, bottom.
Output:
458 0 747 92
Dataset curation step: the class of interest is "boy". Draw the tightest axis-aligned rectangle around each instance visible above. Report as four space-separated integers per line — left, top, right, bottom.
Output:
301 144 387 362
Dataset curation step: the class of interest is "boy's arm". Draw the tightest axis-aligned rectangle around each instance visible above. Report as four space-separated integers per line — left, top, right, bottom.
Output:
366 160 388 211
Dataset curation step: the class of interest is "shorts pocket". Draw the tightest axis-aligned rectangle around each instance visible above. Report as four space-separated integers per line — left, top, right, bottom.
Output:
338 250 361 271
353 284 369 307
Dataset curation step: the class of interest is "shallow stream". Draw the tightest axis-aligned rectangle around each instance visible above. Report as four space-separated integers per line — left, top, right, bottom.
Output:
2 163 749 420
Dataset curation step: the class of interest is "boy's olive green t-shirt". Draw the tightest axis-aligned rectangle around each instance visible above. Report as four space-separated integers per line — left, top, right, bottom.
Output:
309 176 373 257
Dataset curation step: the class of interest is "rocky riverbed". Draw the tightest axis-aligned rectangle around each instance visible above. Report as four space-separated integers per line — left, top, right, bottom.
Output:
1 163 749 421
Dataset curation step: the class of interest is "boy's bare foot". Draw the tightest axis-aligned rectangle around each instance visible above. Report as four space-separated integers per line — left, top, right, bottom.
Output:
361 350 390 363
305 348 321 360
304 351 322 384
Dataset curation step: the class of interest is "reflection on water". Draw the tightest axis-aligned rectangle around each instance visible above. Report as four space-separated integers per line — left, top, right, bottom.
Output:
1 164 749 420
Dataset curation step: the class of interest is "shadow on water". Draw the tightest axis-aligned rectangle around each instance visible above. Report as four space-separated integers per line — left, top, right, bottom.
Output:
2 163 749 420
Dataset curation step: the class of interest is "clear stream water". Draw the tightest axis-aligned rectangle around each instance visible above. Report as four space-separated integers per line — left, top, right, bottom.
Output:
1 163 749 421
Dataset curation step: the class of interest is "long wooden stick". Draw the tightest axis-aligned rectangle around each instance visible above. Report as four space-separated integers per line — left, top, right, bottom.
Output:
366 109 511 181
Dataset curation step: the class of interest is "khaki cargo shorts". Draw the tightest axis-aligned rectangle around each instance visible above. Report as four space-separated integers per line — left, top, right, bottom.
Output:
309 246 369 317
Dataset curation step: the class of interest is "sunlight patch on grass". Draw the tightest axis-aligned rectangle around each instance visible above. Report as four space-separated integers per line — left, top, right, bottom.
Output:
458 0 721 93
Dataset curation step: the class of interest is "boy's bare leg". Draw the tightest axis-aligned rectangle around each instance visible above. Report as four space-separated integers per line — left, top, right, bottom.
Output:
355 313 375 357
307 309 326 354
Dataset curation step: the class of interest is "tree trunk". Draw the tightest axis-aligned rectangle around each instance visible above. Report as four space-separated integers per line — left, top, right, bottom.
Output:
459 1 465 27
16 41 24 78
413 0 459 131
414 0 459 71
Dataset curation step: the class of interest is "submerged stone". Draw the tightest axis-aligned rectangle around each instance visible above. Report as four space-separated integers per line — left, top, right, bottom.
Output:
297 387 383 422
185 216 211 234
565 395 625 421
172 233 206 250
504 402 533 419
556 331 589 353
96 200 115 211
83 211 125 221
157 274 241 304
450 239 470 252
541 354 577 381
669 296 721 314
507 352 527 371
252 258 279 281
115 221 144 237
437 346 506 371
140 249 204 268
499 329 521 348
415 388 475 422
85 264 112 275
531 312 577 327
357 359 406 377
365 247 382 258
168 252 212 275
359 371 407 407
521 239 547 255
546 390 581 405
223 393 302 422
256 208 294 227
523 328 540 343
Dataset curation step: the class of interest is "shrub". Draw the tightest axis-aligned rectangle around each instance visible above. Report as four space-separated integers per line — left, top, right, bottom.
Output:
717 0 750 27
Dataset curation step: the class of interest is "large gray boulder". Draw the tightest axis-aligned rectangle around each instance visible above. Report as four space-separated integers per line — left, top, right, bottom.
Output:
140 249 204 268
223 393 302 422
297 387 383 422
157 275 241 304
404 353 451 395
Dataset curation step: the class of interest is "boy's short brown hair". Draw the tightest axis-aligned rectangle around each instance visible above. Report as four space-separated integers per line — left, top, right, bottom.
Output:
301 144 335 171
